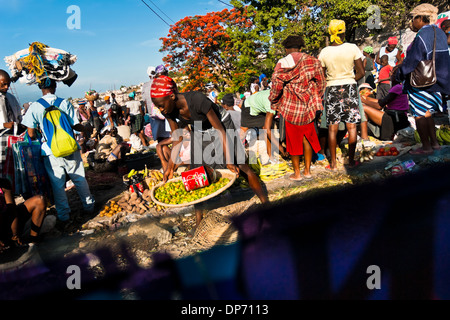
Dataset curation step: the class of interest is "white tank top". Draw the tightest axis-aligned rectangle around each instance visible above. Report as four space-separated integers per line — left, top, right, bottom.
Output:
379 47 398 67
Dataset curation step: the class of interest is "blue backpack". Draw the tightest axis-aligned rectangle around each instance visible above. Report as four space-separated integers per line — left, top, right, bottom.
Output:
38 98 79 157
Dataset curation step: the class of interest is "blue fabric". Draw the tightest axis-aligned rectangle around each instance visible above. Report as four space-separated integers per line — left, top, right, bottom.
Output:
259 73 266 83
37 97 63 109
407 87 443 117
397 25 450 95
44 151 95 221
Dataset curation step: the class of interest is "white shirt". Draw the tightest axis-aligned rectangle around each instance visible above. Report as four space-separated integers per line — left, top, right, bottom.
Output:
126 100 142 115
318 43 363 86
378 47 399 67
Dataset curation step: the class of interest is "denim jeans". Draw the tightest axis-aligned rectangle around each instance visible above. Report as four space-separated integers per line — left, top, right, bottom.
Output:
44 151 95 221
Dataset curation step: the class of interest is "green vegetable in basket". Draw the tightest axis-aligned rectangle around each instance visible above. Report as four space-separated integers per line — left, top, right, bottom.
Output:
155 178 230 204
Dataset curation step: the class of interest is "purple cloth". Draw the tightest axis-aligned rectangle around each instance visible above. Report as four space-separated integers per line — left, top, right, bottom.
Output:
386 84 409 111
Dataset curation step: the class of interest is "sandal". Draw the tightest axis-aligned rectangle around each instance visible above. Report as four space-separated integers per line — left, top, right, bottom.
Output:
302 172 313 180
409 148 434 155
288 174 303 182
325 165 338 172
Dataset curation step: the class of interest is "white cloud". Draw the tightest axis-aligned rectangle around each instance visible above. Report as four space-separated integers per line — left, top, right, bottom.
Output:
139 38 162 48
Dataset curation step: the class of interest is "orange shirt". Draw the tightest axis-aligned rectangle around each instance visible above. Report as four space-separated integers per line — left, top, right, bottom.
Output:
379 65 393 84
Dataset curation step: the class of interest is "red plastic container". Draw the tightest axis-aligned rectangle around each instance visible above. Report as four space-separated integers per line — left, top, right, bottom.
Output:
181 166 215 192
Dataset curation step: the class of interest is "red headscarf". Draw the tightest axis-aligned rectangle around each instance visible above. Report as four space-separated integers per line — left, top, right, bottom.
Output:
388 37 398 45
150 75 176 98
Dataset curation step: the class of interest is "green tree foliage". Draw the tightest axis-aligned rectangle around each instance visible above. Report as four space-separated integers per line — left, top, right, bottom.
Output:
160 8 264 93
160 0 445 92
230 0 427 57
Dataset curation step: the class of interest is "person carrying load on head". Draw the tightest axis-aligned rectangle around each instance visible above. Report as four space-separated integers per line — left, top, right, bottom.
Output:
21 78 95 229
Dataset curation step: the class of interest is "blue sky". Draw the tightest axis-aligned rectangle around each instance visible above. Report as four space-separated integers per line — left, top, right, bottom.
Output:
0 0 230 105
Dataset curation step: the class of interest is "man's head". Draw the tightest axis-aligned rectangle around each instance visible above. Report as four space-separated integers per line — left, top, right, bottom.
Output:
0 70 11 94
38 78 57 93
380 55 389 67
282 35 305 53
221 93 235 110
104 96 110 103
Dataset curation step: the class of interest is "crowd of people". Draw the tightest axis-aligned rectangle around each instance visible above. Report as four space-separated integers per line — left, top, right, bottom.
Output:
0 3 449 253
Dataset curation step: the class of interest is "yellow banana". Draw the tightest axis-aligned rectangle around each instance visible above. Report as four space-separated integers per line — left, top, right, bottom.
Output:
436 129 444 145
414 130 421 143
440 128 450 144
128 169 136 178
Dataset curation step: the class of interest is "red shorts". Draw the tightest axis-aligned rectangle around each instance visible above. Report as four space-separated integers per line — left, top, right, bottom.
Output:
285 121 321 156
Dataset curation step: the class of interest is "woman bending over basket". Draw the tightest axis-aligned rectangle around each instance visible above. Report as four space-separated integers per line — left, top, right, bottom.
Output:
150 76 269 226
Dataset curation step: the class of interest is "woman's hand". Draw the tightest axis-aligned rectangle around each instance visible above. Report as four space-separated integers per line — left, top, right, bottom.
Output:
163 165 174 183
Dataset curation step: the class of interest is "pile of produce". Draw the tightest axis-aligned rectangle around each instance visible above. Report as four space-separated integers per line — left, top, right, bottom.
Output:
357 145 376 162
414 125 450 145
98 188 167 218
125 166 167 189
249 158 293 182
97 168 171 218
98 200 122 218
154 177 230 205
435 125 450 146
375 146 400 157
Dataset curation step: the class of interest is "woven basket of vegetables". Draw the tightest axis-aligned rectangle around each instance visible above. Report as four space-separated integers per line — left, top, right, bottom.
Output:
150 169 236 208
85 90 99 101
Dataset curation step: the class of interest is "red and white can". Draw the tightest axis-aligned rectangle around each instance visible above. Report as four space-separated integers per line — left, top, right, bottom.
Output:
181 166 216 192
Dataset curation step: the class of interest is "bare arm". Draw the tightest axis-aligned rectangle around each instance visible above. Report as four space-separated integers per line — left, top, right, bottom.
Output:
361 95 382 110
27 128 37 140
375 51 381 65
354 58 365 82
162 118 181 182
205 108 239 176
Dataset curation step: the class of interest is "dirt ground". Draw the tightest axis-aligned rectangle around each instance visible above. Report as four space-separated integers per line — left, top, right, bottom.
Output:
2 129 450 284
35 140 450 268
